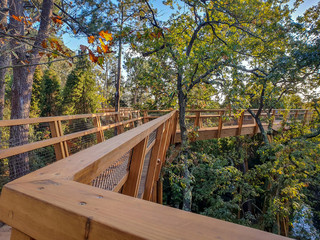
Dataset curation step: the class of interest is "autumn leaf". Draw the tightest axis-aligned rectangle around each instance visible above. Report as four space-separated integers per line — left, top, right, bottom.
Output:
88 36 95 44
41 40 47 49
102 44 109 53
99 30 112 42
98 38 109 53
51 16 63 25
80 45 88 52
97 46 102 54
12 15 23 22
88 50 98 63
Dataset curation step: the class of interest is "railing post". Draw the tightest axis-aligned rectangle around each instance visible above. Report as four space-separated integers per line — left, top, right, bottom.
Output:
49 120 69 160
143 124 164 201
157 178 163 204
171 111 178 144
217 111 223 138
237 111 244 136
93 116 104 143
122 136 149 197
10 228 34 240
115 113 124 134
129 112 134 128
153 119 171 185
143 111 149 123
194 112 200 128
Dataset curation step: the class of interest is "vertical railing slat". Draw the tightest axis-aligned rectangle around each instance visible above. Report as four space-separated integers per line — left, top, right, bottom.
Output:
93 116 104 143
143 124 165 201
122 136 149 197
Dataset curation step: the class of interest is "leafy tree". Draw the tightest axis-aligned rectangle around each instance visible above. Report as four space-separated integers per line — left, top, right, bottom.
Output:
135 0 294 211
40 68 62 117
63 55 100 114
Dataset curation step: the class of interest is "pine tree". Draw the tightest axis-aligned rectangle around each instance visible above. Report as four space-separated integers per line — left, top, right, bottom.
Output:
63 55 99 114
40 69 62 117
30 67 43 118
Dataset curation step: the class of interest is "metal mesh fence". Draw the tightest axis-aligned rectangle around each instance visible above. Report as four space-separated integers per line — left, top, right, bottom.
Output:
91 150 131 191
0 146 56 189
201 116 219 128
147 130 157 148
138 148 152 198
0 122 55 186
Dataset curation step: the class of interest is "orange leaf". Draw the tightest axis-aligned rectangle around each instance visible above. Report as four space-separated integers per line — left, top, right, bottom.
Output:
88 36 95 44
41 40 47 48
97 46 102 54
51 16 63 25
99 30 112 41
101 44 109 53
12 15 23 22
88 50 98 63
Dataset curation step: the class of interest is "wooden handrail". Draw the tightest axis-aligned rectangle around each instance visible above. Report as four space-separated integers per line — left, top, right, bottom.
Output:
0 112 121 127
0 110 290 240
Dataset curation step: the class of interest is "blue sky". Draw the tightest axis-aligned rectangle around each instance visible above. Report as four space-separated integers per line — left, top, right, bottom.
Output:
62 0 318 51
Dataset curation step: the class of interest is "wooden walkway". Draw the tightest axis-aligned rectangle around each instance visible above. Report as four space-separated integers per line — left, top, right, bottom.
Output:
0 109 311 240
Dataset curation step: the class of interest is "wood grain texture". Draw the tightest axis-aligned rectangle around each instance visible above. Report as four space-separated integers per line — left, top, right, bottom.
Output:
0 180 291 240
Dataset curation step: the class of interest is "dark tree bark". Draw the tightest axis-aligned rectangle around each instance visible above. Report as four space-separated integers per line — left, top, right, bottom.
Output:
115 3 124 114
8 0 53 180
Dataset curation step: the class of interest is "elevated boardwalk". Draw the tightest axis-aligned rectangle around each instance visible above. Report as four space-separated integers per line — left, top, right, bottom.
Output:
0 109 312 240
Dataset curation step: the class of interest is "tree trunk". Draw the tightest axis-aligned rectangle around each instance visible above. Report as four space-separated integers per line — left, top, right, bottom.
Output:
255 116 269 145
115 36 121 112
177 73 192 212
115 4 124 113
8 0 53 180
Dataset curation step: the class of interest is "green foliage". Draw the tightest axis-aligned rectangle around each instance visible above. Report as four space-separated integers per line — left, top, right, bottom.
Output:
164 119 320 236
40 69 62 117
30 67 43 118
63 55 100 114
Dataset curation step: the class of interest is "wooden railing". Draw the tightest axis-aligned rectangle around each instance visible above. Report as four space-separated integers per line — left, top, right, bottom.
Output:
0 109 309 239
146 109 313 142
0 110 182 240
0 110 142 181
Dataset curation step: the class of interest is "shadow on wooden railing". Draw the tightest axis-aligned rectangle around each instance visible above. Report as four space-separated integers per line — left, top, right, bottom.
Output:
0 110 292 240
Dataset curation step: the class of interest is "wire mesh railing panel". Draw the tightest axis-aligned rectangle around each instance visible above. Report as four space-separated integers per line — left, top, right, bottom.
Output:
0 145 56 189
201 116 219 128
67 133 98 155
223 115 238 127
100 115 116 126
0 123 51 149
103 129 115 140
91 150 132 191
138 148 153 198
243 115 255 125
147 130 157 148
185 117 195 130
62 118 95 136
